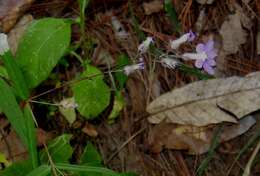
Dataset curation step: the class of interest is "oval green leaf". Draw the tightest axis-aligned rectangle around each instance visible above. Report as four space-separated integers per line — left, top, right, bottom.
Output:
16 18 71 88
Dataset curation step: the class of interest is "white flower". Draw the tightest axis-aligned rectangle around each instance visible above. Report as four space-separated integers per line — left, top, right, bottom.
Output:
170 30 195 50
182 52 207 61
138 37 154 54
60 98 78 109
0 33 9 55
161 57 179 69
123 61 145 75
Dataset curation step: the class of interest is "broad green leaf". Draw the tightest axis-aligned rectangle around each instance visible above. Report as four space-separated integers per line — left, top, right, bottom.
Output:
115 54 130 90
26 165 51 176
108 91 124 124
80 142 102 166
72 65 110 119
56 163 119 176
1 51 29 100
40 134 73 164
0 78 27 145
0 160 32 176
16 18 71 88
23 104 39 168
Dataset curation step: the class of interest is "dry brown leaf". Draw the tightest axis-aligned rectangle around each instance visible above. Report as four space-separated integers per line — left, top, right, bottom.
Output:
219 12 247 55
143 0 163 15
148 116 256 154
0 0 35 32
8 14 33 54
147 72 260 126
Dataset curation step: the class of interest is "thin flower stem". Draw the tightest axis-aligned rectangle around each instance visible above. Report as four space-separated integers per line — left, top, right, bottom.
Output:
29 100 61 106
29 70 122 100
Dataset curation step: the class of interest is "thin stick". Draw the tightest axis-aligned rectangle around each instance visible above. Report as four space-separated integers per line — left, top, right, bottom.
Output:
106 127 146 163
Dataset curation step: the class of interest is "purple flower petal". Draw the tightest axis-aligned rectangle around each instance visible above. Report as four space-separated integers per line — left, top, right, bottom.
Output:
196 43 205 53
203 62 215 75
204 40 214 53
195 59 205 68
207 49 217 60
205 58 216 66
187 30 196 42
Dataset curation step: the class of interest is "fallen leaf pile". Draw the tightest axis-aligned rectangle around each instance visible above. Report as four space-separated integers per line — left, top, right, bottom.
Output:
147 72 259 154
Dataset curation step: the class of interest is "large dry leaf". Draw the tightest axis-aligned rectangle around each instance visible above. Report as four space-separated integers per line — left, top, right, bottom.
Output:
148 116 256 154
8 14 33 54
219 12 247 54
147 72 260 126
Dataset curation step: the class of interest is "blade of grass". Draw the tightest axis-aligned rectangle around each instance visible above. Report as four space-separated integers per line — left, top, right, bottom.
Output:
227 128 260 175
1 51 29 100
129 1 145 41
26 165 51 176
196 124 223 176
56 163 119 176
0 78 27 145
164 0 181 33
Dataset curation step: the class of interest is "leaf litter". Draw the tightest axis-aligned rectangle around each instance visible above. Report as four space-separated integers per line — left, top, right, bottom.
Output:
1 0 260 176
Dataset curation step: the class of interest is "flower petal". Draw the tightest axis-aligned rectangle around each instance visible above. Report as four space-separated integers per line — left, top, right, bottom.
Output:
207 49 217 59
195 59 204 68
206 58 216 66
203 63 215 75
204 40 214 52
196 43 205 53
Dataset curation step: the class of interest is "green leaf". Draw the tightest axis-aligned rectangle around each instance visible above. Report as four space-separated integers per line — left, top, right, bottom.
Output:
1 51 29 100
0 65 9 79
115 54 130 90
108 91 124 124
78 142 103 176
40 134 73 164
26 165 51 176
16 18 71 88
0 160 32 176
23 104 39 168
59 97 77 124
80 142 102 166
0 152 10 166
0 78 27 145
164 0 181 33
72 65 110 119
56 163 119 176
